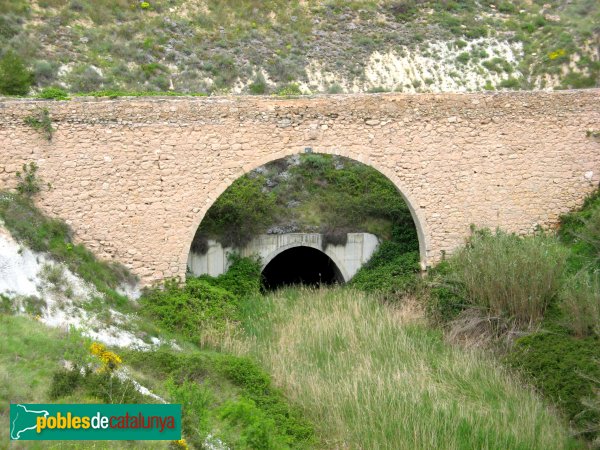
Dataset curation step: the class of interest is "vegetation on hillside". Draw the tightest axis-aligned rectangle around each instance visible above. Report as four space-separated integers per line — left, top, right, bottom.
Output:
0 0 597 95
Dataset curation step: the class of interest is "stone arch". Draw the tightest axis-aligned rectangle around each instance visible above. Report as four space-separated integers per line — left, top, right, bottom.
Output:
180 148 431 275
261 242 350 282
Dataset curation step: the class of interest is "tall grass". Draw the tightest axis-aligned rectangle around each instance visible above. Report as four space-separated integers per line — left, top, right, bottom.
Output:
227 288 576 449
445 229 569 325
560 271 600 337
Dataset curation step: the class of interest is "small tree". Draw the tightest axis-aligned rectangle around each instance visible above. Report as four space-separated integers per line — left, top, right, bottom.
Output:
0 51 32 96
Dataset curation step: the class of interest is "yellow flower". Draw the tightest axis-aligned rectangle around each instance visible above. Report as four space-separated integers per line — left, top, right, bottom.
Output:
548 49 566 60
90 342 106 356
170 439 188 449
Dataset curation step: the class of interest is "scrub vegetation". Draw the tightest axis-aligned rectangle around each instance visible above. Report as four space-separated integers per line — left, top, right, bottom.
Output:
0 0 597 95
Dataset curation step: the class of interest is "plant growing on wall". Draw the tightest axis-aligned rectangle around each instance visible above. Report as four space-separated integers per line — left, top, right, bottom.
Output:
24 107 54 141
15 162 42 197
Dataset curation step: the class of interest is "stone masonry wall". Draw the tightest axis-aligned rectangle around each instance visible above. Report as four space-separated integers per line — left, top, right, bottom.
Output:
0 90 599 285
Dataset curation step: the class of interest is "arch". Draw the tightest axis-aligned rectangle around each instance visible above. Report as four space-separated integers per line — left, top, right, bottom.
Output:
261 242 351 282
179 149 431 276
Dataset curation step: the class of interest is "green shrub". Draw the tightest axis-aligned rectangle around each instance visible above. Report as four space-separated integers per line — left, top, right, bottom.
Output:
38 87 69 100
165 377 211 446
249 74 268 94
214 354 315 445
499 77 520 89
0 50 32 96
559 189 600 266
433 229 569 326
275 83 302 96
195 176 278 248
24 108 54 141
350 245 420 295
219 398 287 450
198 254 263 298
456 52 470 64
49 366 145 403
505 331 600 438
141 278 239 337
15 162 42 197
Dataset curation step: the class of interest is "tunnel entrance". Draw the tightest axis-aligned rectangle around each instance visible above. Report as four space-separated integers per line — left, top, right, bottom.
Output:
262 246 344 290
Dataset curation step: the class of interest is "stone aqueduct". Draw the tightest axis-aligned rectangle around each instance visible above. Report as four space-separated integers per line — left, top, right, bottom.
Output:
0 90 599 285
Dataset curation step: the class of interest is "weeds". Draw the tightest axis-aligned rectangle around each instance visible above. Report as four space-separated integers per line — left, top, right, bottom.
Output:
24 108 54 141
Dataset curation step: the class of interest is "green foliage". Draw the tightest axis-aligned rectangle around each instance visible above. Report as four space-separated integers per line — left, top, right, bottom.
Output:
37 87 69 100
214 354 315 446
220 398 288 449
15 162 42 197
49 366 145 403
249 73 268 95
198 254 263 298
456 51 470 64
141 278 238 338
559 189 600 266
0 192 135 306
24 107 54 141
165 377 211 443
351 245 419 295
126 349 316 448
275 83 302 96
76 90 207 98
499 77 520 89
0 50 32 96
196 176 278 248
505 332 600 438
429 229 569 326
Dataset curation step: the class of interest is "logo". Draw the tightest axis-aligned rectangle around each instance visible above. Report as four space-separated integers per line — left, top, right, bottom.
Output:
10 404 181 441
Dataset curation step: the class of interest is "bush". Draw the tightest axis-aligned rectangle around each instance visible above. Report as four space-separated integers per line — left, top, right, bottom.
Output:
38 87 69 100
15 162 42 197
141 278 239 337
433 229 568 326
505 332 600 438
248 74 268 94
275 83 302 96
198 254 262 298
196 176 278 248
0 50 32 96
350 244 420 295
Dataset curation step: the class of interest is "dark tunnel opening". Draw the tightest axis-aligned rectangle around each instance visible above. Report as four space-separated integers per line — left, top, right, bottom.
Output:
262 246 344 290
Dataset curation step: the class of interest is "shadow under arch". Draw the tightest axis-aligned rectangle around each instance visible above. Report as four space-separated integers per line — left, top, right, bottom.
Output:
261 242 350 282
262 245 346 290
180 149 431 274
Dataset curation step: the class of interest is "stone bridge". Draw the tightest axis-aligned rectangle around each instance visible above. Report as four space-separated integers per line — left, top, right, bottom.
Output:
0 90 599 285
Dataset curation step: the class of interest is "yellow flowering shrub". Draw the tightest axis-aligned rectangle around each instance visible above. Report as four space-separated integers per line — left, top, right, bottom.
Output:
89 342 122 372
169 438 188 449
548 49 566 60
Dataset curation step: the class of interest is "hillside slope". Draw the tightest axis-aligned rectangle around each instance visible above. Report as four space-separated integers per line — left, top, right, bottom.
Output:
0 0 598 94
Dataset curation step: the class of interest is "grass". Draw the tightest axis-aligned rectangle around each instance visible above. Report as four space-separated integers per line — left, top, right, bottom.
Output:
435 229 569 327
226 287 578 449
